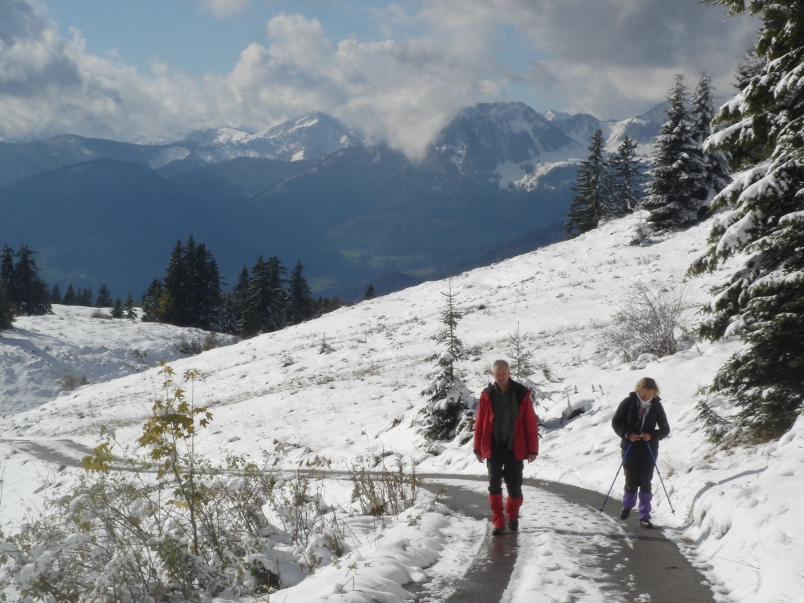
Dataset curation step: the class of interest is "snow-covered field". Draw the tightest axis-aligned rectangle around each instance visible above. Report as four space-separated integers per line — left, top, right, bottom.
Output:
1 211 803 602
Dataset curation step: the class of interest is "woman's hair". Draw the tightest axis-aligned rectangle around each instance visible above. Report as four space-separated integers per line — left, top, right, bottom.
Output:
635 377 659 394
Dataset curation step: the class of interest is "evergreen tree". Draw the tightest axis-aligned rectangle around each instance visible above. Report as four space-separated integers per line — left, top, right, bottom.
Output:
604 136 644 217
233 265 258 337
0 281 13 331
77 288 93 307
1 246 15 303
566 129 608 235
247 256 286 334
690 73 732 211
50 284 62 304
63 284 77 306
505 324 535 380
162 240 189 325
141 278 163 322
96 285 113 308
643 75 706 229
111 297 124 319
160 237 222 330
690 0 804 442
363 284 376 300
7 246 51 315
418 280 474 442
124 293 137 319
285 261 315 325
217 291 239 336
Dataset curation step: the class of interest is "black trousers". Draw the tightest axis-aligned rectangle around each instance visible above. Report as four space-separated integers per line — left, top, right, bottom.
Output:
623 443 655 494
487 444 524 498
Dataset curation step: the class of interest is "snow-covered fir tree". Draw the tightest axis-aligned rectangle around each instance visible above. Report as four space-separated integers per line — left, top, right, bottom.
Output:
690 0 804 442
690 73 732 207
418 280 475 443
643 75 706 229
565 129 608 236
604 136 644 217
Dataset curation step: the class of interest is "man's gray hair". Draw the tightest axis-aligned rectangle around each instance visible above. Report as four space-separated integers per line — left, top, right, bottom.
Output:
492 359 510 370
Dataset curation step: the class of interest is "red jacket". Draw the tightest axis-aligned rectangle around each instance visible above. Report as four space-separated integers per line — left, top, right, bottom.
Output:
473 380 539 461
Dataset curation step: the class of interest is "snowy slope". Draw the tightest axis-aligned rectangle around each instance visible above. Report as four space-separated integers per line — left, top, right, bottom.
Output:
1 212 803 602
0 305 236 415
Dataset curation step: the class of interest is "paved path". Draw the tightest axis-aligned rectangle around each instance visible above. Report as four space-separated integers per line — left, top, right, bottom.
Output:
7 440 715 603
415 474 715 603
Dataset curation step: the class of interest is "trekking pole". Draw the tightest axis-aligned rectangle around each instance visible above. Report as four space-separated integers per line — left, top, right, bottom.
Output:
599 442 632 513
645 442 675 515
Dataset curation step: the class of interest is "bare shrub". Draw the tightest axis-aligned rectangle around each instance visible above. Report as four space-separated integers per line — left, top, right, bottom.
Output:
599 282 689 361
348 462 421 519
90 309 111 319
58 373 87 391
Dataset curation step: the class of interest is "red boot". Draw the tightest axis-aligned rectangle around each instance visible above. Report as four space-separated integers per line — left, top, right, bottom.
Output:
489 493 505 534
505 495 523 531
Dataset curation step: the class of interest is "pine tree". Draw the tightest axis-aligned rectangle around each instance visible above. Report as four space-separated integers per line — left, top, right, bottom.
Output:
690 73 732 211
363 284 376 300
418 280 474 442
162 240 188 325
689 0 804 442
50 284 62 304
643 75 706 229
604 136 644 217
160 237 223 330
7 246 51 315
141 278 163 322
124 293 137 319
96 285 113 308
247 256 286 334
0 280 13 331
111 297 124 319
566 129 608 235
77 288 93 307
1 246 15 304
285 261 314 326
63 284 77 306
233 265 258 337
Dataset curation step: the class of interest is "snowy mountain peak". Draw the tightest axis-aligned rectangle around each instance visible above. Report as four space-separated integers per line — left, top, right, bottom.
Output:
152 112 363 170
542 109 573 122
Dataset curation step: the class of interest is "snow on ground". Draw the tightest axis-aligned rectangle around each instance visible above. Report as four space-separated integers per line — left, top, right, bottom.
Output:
0 305 236 414
1 211 803 602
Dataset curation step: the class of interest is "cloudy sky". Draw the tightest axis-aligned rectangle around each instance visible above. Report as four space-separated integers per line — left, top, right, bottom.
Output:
1 0 758 157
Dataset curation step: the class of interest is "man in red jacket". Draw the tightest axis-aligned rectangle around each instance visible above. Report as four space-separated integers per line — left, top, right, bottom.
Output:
473 359 539 535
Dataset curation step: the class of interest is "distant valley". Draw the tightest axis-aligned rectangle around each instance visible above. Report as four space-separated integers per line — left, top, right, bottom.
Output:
0 102 664 299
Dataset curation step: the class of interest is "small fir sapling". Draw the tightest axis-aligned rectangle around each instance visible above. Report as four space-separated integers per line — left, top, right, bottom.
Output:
417 280 476 444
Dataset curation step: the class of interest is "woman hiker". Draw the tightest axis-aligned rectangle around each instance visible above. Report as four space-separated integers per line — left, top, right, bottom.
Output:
611 377 670 529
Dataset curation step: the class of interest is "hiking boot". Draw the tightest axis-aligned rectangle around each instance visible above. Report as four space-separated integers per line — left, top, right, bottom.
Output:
492 527 505 536
620 507 631 520
639 519 654 529
507 519 519 532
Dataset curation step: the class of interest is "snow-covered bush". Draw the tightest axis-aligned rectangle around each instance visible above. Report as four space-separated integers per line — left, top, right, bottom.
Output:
0 364 345 601
599 282 690 361
348 462 421 519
